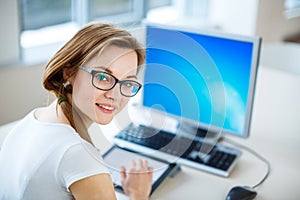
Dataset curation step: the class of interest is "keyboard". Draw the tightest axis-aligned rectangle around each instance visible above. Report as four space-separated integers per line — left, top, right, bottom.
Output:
113 123 241 177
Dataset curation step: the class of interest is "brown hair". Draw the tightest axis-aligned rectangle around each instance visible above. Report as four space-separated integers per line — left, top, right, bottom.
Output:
43 22 145 143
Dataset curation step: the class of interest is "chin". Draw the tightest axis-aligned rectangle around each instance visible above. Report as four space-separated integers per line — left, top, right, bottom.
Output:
95 118 113 125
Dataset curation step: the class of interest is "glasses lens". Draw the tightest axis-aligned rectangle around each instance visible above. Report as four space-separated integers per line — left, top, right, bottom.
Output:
93 72 116 90
120 81 141 97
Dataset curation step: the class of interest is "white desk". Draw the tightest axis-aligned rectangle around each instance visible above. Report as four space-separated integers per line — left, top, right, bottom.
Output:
1 66 300 199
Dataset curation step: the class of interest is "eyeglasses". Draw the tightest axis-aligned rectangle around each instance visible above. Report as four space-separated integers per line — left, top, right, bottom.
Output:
80 66 142 97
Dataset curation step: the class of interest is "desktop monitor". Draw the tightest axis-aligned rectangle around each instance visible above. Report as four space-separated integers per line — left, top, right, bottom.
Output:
142 24 261 138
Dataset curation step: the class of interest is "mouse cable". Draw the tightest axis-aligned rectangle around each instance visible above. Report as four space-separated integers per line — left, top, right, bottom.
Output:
221 137 271 189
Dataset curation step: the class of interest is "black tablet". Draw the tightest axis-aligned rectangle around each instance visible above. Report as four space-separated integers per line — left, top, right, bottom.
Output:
103 146 178 195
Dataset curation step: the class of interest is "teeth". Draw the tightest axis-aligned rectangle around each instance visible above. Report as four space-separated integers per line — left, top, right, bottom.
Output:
100 104 114 111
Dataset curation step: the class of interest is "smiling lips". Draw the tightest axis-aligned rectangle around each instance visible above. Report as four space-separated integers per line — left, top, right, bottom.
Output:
96 103 115 113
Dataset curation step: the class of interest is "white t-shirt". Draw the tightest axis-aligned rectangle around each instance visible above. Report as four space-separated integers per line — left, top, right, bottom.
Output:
0 109 109 200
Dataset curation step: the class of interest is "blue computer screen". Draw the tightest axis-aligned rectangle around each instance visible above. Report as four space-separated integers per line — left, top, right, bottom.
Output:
143 25 260 137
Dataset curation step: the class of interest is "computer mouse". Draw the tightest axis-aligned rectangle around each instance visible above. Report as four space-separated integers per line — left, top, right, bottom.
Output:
226 186 257 200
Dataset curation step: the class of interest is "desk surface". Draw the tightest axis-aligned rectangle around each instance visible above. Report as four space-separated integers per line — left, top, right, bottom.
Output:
1 66 300 199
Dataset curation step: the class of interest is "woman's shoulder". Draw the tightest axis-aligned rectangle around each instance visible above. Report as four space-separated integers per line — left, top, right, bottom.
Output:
5 108 82 151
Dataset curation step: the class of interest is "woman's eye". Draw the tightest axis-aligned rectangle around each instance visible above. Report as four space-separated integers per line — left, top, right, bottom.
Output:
124 82 133 87
96 73 109 81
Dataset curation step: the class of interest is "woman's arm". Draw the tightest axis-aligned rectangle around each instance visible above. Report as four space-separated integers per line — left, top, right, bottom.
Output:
69 173 117 200
69 159 153 200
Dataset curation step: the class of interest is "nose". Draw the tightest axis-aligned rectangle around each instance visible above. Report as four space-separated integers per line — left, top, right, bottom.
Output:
104 83 122 100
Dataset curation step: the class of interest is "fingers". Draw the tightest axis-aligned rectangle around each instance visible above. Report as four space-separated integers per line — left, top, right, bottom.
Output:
139 159 149 169
148 166 153 180
130 160 136 172
121 159 153 174
120 166 126 180
135 159 150 171
120 166 125 187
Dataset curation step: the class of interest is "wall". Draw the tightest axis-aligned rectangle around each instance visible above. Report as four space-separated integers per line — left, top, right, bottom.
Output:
0 0 20 65
256 0 300 43
0 63 53 125
208 0 259 36
208 0 300 43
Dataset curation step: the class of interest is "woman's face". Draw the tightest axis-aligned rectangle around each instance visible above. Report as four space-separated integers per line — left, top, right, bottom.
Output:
70 45 139 125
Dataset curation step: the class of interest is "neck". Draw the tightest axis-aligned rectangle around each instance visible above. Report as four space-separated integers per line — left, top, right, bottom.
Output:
55 102 71 125
56 101 93 145
70 105 93 144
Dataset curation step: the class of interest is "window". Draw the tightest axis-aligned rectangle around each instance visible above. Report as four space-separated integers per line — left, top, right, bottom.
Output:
89 0 133 19
285 0 300 18
146 0 172 10
19 0 172 63
20 0 72 31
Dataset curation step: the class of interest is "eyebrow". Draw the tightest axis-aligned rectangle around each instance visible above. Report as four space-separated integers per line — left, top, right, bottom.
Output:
93 66 137 79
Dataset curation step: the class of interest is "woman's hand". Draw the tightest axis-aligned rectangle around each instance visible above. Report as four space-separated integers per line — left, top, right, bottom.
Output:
120 159 153 200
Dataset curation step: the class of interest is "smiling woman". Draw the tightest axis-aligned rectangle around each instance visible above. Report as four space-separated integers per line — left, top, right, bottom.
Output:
0 22 153 200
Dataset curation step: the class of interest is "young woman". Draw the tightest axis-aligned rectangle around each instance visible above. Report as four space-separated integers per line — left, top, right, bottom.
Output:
0 22 153 200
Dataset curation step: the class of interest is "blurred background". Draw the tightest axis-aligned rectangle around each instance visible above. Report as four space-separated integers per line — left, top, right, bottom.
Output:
0 0 300 125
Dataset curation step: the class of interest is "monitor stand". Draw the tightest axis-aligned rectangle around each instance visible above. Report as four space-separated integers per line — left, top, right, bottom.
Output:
176 122 221 142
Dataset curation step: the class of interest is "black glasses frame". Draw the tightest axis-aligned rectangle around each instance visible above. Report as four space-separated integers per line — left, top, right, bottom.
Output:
80 66 142 97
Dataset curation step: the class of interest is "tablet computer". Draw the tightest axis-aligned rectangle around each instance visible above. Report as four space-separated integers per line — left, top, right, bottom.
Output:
103 146 178 195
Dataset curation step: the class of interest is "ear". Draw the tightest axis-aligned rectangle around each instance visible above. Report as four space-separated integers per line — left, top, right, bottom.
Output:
62 65 75 84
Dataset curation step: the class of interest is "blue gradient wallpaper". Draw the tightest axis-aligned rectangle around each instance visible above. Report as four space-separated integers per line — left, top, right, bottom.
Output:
143 26 254 135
